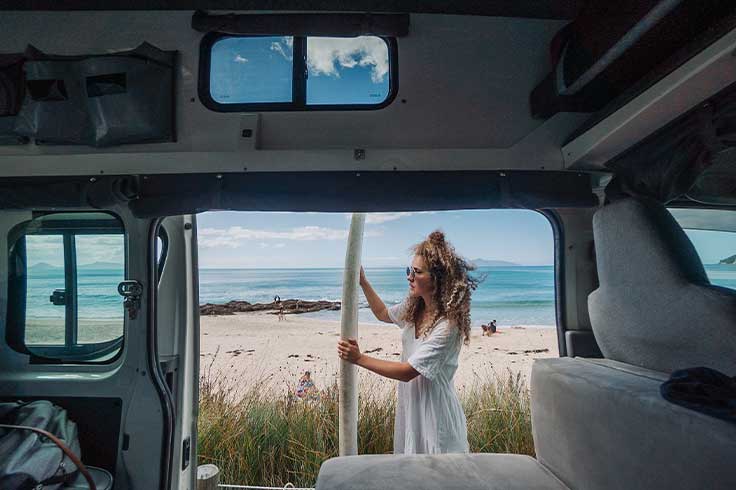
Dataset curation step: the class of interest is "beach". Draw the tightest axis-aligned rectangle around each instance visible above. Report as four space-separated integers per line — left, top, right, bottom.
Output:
200 311 558 392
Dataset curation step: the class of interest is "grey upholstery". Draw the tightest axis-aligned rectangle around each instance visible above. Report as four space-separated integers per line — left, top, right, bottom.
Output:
532 357 736 490
588 197 736 374
316 454 570 490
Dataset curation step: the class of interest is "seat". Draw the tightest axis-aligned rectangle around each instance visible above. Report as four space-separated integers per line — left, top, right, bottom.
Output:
532 357 736 490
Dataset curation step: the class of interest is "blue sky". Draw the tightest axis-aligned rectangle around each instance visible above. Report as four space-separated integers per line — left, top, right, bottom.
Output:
196 209 736 269
197 210 554 269
210 36 390 105
21 210 736 269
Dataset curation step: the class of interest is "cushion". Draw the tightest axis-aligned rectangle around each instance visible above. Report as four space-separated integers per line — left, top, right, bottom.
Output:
532 357 736 490
316 454 570 490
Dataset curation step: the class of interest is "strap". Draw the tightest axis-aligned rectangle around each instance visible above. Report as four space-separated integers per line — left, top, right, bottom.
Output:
0 423 97 490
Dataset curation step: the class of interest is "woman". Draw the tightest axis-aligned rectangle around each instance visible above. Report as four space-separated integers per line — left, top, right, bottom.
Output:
337 230 479 454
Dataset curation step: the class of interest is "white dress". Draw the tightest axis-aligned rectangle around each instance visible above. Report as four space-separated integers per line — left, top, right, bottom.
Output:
388 301 469 454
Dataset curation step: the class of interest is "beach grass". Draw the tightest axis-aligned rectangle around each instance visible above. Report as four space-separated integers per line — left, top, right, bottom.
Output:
197 365 534 488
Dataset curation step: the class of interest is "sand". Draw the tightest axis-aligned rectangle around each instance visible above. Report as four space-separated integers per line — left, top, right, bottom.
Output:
200 312 558 393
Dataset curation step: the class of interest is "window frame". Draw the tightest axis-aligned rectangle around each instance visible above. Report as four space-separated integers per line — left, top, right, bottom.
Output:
198 32 399 112
6 211 127 364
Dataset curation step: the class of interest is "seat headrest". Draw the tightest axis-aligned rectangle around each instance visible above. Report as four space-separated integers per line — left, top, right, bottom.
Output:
593 197 709 288
588 198 736 375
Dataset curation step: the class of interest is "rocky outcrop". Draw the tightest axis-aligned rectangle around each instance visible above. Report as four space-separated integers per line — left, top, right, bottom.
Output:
199 299 341 316
719 254 736 265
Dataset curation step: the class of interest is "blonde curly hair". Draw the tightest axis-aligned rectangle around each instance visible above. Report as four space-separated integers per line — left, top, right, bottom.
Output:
401 230 481 343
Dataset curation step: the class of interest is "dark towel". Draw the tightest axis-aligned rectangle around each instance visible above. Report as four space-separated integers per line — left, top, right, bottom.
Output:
660 367 736 423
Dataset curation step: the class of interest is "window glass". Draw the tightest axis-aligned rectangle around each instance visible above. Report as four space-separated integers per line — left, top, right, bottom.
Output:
306 36 390 105
7 212 126 362
25 235 66 346
76 235 125 344
205 35 394 109
670 207 736 290
210 36 294 104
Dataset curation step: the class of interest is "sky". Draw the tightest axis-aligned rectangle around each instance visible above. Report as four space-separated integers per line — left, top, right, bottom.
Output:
21 209 736 269
196 210 553 269
210 35 390 105
195 209 736 269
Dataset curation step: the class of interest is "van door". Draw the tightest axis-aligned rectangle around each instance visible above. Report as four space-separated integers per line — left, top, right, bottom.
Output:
0 206 176 489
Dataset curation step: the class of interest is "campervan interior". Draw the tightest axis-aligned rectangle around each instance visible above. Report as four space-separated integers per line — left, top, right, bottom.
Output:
0 2 734 490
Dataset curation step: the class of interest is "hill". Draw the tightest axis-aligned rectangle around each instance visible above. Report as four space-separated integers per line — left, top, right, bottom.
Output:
471 258 520 267
28 262 61 271
720 254 736 265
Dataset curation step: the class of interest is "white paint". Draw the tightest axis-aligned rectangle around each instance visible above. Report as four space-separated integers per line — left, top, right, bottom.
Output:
338 213 365 456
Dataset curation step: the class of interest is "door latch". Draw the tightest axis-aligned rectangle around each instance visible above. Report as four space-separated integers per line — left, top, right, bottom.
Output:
118 280 143 320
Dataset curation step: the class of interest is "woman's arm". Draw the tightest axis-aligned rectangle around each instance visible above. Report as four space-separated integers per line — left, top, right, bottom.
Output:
359 267 391 323
337 339 419 382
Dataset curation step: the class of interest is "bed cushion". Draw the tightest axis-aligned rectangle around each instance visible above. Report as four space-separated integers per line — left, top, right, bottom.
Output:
316 453 570 490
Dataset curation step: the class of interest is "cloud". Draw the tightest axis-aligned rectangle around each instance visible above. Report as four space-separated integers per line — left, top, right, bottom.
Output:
346 212 436 225
307 36 389 83
198 226 382 249
270 37 293 61
364 212 416 225
233 54 249 63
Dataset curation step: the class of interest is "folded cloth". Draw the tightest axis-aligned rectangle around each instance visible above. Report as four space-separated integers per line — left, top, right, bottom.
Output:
660 367 736 423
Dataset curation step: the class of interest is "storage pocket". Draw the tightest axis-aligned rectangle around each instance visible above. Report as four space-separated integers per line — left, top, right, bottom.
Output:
13 42 175 147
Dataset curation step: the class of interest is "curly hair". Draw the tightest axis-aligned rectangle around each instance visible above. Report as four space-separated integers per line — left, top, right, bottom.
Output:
401 230 481 344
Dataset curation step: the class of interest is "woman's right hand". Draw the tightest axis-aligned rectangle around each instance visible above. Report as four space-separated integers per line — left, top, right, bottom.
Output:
359 266 367 286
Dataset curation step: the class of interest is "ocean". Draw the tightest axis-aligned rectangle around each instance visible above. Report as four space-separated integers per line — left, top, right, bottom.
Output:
25 265 736 328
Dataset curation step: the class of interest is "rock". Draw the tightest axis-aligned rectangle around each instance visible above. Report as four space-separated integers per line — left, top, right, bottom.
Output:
199 299 340 316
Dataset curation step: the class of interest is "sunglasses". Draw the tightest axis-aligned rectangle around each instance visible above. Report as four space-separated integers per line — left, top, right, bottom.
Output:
406 266 423 278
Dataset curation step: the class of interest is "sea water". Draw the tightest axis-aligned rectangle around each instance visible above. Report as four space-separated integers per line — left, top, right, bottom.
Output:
25 265 736 328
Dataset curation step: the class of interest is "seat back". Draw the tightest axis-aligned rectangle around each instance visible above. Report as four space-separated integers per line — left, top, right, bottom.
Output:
587 197 736 374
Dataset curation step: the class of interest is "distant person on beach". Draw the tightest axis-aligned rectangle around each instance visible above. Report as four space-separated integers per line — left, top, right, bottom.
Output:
482 319 497 336
337 230 479 454
296 371 319 400
274 295 285 321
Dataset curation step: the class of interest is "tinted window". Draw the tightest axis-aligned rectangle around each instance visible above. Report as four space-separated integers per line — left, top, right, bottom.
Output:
306 36 390 105
210 36 294 104
670 207 736 290
7 212 126 362
203 34 395 110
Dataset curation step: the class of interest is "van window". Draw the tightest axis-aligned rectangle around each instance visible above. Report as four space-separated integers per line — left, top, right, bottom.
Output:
670 207 736 290
202 34 396 111
7 212 126 362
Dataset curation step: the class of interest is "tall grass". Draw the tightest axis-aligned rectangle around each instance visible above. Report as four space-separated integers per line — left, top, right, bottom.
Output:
197 368 533 488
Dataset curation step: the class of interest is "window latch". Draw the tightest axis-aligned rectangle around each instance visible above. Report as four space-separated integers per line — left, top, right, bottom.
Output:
49 289 66 306
118 280 143 320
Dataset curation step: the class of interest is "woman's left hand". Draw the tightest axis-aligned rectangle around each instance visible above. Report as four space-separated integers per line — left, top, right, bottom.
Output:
337 338 362 364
